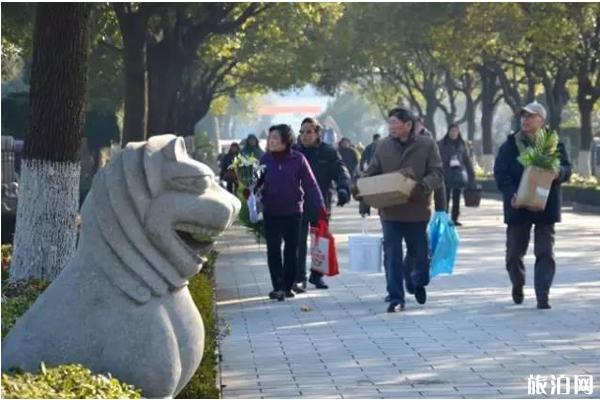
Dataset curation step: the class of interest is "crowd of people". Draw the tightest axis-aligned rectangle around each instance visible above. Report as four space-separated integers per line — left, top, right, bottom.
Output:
218 101 572 312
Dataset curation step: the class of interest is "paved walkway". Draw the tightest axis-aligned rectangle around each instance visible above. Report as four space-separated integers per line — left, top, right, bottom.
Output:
215 199 600 399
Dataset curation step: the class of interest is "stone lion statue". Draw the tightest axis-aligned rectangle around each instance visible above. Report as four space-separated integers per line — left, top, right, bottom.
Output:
1 135 241 398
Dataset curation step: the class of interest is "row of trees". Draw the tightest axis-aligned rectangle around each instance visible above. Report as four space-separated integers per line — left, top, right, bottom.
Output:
315 3 600 174
2 3 345 281
3 3 599 281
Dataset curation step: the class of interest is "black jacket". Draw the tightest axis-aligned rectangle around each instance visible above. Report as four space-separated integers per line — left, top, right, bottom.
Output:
339 146 359 176
359 141 378 172
296 141 351 211
438 137 475 189
494 132 572 225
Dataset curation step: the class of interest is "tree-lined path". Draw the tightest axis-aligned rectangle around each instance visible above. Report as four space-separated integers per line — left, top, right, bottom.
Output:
215 199 600 399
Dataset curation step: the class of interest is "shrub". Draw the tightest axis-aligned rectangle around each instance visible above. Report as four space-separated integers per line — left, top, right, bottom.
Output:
1 363 141 399
1 244 12 284
1 279 48 339
177 250 220 399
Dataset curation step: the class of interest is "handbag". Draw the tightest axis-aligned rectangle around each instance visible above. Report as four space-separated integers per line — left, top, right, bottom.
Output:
309 221 340 277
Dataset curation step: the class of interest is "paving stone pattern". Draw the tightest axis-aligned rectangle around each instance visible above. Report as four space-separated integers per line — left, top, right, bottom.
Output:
215 199 600 399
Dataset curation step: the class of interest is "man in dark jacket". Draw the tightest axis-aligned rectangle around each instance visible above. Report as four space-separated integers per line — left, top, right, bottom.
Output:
359 134 381 172
295 117 351 291
494 102 572 310
338 137 359 176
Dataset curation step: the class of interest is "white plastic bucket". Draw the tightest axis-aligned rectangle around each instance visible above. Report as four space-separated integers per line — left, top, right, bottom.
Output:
348 234 383 273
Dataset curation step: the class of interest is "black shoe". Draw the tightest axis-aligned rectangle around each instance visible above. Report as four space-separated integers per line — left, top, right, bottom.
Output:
405 284 415 295
537 301 551 310
285 290 295 298
512 285 524 304
387 302 405 313
292 282 306 294
309 274 329 289
384 295 391 302
268 290 285 301
537 295 551 309
414 286 427 304
453 220 462 226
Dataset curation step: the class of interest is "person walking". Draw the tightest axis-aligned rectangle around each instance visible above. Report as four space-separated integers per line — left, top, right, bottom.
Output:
219 142 240 194
338 137 360 177
390 116 446 301
353 107 443 312
295 117 351 291
494 102 571 310
259 124 326 301
242 133 265 159
359 133 381 173
438 123 475 226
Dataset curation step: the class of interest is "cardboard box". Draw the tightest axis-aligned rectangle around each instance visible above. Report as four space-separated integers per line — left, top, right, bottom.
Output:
514 166 555 211
357 171 417 208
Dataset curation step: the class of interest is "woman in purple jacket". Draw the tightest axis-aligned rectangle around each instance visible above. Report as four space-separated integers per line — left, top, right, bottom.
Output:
259 124 327 301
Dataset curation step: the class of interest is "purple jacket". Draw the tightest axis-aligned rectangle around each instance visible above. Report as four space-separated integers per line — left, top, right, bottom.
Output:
259 150 324 216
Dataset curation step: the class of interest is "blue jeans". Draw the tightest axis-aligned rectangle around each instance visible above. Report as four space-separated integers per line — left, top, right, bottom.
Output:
381 220 430 304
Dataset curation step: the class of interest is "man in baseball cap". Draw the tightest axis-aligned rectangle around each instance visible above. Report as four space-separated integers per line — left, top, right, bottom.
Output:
493 101 572 310
520 101 547 121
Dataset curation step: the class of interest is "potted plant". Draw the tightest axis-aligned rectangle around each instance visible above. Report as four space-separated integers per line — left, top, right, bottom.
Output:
514 128 560 210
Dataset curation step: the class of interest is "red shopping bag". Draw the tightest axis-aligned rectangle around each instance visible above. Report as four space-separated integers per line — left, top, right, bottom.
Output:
309 221 339 277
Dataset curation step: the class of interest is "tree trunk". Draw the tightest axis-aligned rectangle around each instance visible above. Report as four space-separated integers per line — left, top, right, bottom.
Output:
477 64 500 172
175 89 212 136
465 94 476 142
147 41 185 136
115 5 148 145
577 74 597 177
423 82 438 138
11 3 90 283
542 66 570 133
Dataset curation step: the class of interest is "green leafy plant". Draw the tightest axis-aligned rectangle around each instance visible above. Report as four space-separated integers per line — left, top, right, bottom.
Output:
517 128 561 171
177 250 220 399
2 244 12 284
1 363 142 399
2 279 49 339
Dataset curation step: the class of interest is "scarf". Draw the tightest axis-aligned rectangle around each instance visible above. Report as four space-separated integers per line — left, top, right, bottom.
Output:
515 130 534 155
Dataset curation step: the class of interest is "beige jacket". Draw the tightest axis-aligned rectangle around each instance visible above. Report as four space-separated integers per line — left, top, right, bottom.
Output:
364 132 443 222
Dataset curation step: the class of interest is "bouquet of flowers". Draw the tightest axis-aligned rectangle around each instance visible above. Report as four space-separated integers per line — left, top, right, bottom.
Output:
228 154 265 240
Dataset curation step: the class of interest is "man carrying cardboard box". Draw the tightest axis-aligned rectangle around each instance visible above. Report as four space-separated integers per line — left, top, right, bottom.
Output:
493 102 572 310
353 107 443 313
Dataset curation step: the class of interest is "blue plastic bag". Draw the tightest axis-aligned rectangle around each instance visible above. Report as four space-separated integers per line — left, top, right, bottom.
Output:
428 211 459 278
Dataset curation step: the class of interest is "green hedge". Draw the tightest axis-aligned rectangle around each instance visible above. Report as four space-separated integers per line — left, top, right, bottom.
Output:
1 280 49 339
177 249 220 399
1 364 141 399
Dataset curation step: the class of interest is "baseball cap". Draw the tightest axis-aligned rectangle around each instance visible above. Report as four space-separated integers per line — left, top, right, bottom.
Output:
520 102 547 120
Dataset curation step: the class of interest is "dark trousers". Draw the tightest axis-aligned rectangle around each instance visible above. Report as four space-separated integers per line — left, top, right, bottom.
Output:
296 215 324 283
264 213 302 292
380 216 415 295
506 223 556 301
381 221 430 305
446 187 461 222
